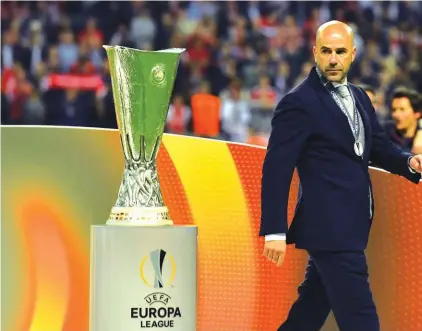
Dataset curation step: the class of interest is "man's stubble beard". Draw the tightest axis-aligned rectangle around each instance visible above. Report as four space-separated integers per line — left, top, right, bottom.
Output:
316 63 349 83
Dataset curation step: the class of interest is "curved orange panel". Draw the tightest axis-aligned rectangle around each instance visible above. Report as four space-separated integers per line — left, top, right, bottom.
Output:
367 171 422 330
15 192 90 331
164 136 256 331
10 200 36 331
20 201 70 331
227 144 308 330
2 127 422 331
157 142 194 225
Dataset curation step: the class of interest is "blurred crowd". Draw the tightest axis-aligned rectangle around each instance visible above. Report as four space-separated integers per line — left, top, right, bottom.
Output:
1 1 422 152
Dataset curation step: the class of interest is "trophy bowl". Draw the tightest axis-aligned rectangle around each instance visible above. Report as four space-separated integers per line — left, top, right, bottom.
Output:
103 45 185 226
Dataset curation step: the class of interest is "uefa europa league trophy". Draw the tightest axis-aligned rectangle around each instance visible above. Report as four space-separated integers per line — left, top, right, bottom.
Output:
103 45 185 226
90 46 197 331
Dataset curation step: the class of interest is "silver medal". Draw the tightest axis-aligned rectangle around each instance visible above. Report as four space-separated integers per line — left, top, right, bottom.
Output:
329 86 364 158
354 141 363 156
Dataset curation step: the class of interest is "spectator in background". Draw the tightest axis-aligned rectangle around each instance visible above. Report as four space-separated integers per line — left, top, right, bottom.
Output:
58 29 79 72
4 63 34 124
386 87 422 154
78 17 103 49
109 24 135 49
70 52 96 75
274 61 291 96
167 95 191 135
220 78 251 143
250 74 278 112
2 27 28 70
130 8 156 50
360 84 377 109
22 90 46 124
416 123 422 154
51 89 95 127
360 84 389 128
27 22 48 76
46 46 61 73
190 86 221 138
1 0 422 148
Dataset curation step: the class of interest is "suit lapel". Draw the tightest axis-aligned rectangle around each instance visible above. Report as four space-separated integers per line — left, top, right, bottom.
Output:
309 70 355 144
307 67 373 162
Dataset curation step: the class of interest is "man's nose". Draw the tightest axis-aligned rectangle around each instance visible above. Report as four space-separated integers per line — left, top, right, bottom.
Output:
329 54 337 65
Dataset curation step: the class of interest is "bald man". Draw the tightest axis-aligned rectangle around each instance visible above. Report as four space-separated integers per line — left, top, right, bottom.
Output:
260 21 422 331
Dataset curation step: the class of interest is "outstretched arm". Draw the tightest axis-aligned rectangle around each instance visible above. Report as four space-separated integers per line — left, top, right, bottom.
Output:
369 106 421 184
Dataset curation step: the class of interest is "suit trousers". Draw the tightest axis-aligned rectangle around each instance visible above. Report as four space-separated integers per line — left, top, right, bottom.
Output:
278 250 380 331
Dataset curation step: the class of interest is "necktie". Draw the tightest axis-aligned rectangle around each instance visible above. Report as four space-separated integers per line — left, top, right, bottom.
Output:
334 84 365 156
336 85 357 133
336 85 353 110
336 85 349 99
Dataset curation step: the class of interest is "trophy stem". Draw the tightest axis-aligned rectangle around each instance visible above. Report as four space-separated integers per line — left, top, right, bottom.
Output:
107 138 172 226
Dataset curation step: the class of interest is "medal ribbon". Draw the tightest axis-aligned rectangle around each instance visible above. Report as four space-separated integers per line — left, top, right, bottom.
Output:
327 85 360 141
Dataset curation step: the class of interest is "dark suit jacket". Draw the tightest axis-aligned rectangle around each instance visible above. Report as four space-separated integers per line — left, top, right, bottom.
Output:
260 67 421 251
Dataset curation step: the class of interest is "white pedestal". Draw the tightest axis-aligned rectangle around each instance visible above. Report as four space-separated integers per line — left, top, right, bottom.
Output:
90 225 197 331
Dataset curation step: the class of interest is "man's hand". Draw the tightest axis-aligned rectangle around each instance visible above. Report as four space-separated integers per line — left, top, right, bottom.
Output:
409 155 422 173
263 240 286 267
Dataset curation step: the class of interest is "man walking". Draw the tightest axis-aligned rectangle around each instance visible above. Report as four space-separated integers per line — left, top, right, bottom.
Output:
260 20 422 331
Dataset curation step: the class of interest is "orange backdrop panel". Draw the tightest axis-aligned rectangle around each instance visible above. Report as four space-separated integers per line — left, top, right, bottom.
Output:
1 127 421 331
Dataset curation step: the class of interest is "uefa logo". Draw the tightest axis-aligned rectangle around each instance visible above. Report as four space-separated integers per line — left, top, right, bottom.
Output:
134 249 182 326
150 64 166 87
140 249 176 288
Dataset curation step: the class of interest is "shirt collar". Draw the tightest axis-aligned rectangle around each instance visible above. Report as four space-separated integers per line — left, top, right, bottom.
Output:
315 66 348 88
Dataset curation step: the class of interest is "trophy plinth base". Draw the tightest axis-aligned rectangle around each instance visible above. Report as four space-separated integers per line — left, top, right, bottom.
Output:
90 225 198 331
107 206 173 226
